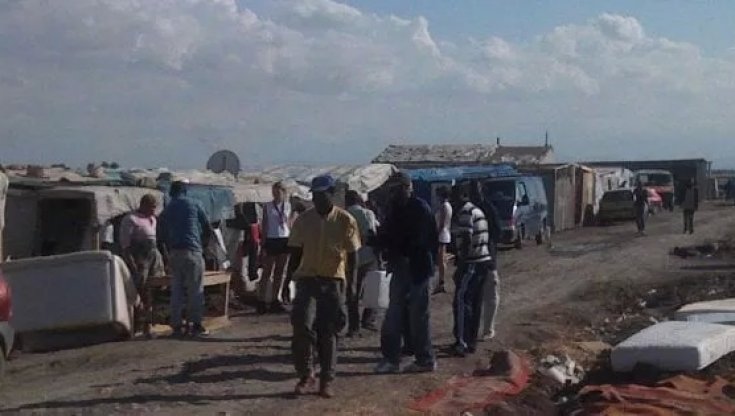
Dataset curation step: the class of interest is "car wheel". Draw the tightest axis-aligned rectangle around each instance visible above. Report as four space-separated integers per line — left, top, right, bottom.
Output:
536 221 546 245
0 347 5 381
514 227 524 250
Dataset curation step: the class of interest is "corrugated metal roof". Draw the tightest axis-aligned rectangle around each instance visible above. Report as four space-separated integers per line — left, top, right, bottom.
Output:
373 144 553 165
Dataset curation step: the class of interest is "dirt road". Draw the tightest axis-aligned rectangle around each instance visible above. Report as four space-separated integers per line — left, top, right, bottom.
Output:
2 204 734 415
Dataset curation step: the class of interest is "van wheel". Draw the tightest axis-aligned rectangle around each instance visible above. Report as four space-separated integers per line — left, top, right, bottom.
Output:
536 221 547 245
0 347 5 381
514 227 524 250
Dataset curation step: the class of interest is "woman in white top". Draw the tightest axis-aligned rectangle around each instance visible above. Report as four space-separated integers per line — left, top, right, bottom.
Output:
433 186 453 295
259 181 294 314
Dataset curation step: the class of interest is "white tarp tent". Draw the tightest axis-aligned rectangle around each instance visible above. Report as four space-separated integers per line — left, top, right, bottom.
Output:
241 164 398 195
231 182 310 204
120 169 309 203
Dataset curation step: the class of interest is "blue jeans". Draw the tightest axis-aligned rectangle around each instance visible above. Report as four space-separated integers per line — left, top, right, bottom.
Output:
169 249 205 328
380 257 434 366
453 261 490 349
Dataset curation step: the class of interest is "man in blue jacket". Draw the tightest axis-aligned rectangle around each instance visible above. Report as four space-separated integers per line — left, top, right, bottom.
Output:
375 172 438 374
159 181 213 337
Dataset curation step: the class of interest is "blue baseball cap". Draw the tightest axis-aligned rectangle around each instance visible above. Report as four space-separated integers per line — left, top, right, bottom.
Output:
311 174 336 192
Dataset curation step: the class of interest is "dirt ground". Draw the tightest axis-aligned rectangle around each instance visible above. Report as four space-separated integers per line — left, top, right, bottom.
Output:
2 203 735 415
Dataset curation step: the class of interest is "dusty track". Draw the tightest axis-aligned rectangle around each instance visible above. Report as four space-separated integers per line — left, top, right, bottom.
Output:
2 203 734 415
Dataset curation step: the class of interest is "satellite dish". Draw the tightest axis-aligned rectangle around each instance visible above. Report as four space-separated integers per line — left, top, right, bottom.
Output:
207 150 241 176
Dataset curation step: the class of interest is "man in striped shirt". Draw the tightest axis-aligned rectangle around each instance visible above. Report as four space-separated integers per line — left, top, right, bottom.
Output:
450 184 493 356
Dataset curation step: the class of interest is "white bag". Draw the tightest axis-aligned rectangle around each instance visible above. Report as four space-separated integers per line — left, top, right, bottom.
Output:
363 270 391 309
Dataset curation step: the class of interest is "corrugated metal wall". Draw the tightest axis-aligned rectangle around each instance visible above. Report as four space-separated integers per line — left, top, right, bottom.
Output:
3 190 38 259
554 166 577 232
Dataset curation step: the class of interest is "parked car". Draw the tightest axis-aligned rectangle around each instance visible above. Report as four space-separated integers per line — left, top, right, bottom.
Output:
0 269 13 380
634 170 675 211
598 189 636 224
647 188 663 214
482 176 549 249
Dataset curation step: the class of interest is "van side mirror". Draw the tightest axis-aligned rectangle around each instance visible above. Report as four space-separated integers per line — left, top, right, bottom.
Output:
520 195 530 206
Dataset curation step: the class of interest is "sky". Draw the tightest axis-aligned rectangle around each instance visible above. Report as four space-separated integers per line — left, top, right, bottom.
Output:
1 0 734 169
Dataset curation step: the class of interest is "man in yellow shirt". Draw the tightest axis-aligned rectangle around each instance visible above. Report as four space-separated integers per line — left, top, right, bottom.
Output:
288 175 360 398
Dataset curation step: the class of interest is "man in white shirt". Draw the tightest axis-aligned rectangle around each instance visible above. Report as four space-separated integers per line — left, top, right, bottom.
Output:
450 185 492 357
345 190 379 336
433 186 452 295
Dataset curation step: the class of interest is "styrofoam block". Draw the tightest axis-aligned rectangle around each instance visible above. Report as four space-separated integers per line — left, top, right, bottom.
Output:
675 299 735 324
1 251 133 334
611 321 735 372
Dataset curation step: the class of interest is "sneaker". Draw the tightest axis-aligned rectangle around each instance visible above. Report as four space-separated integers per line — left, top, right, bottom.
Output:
482 331 495 341
374 361 401 374
256 302 268 315
171 326 185 338
191 324 210 337
403 361 437 374
362 322 379 332
270 302 287 314
294 375 316 395
319 381 335 399
451 344 468 357
345 330 361 339
431 285 446 296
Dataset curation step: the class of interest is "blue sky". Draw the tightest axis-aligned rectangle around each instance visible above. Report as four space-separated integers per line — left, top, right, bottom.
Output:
2 0 735 168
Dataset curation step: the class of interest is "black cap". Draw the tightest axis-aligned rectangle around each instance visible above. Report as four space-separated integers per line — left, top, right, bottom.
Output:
391 172 412 187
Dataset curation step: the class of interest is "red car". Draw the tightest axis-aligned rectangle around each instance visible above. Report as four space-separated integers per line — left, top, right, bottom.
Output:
647 188 663 214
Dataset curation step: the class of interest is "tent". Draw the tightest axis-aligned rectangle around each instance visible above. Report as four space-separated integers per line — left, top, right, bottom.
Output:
157 182 236 223
242 164 398 195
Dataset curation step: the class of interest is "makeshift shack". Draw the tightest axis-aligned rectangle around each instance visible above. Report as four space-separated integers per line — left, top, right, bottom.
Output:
4 186 164 259
576 165 597 226
519 164 578 232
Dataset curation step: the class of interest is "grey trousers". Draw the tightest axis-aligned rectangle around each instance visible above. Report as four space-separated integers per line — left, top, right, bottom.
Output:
169 249 205 328
481 269 500 337
291 278 344 382
346 260 378 332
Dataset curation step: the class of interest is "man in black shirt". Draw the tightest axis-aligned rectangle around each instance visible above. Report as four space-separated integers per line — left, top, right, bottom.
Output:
375 172 438 374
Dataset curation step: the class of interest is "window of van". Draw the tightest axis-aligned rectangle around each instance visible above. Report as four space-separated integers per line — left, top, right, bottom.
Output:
485 181 515 201
516 182 528 203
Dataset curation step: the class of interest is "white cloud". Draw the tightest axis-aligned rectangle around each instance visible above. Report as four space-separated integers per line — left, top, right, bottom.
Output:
1 1 734 168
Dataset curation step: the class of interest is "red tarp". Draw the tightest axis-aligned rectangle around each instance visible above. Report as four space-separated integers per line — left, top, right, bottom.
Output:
572 375 735 415
408 350 531 415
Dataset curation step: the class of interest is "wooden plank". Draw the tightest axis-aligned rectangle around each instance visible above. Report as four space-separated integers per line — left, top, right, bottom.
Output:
148 271 230 288
149 316 231 337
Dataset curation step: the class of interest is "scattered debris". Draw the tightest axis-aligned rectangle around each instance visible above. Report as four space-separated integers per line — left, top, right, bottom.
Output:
574 341 612 356
539 354 585 385
569 375 735 415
